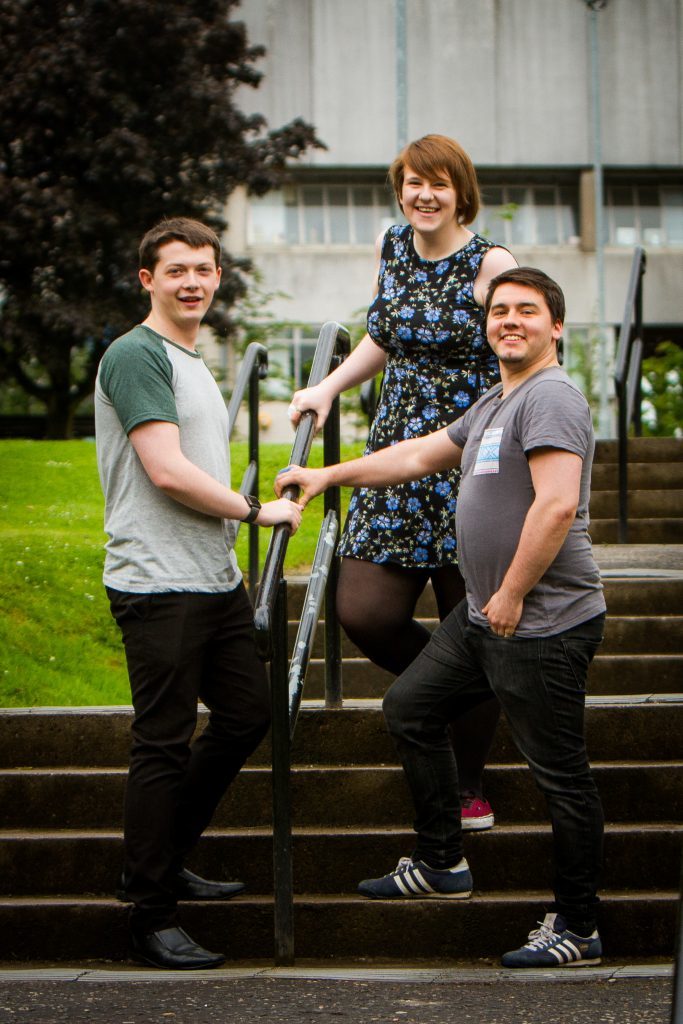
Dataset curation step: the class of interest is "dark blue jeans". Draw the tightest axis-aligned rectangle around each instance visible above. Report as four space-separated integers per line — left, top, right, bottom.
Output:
382 599 605 934
107 583 270 934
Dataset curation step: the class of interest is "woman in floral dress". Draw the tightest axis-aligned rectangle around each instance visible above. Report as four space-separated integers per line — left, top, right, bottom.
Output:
289 135 517 828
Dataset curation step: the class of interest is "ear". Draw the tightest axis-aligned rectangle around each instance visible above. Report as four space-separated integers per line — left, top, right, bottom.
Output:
139 268 154 293
551 320 563 343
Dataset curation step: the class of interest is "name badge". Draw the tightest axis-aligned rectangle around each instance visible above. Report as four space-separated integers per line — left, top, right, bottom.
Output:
473 427 503 475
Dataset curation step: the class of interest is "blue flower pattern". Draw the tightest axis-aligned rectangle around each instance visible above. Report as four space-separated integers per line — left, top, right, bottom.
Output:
338 224 503 568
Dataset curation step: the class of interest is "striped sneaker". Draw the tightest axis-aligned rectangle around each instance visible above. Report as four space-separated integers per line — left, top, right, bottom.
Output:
357 856 472 900
501 913 602 968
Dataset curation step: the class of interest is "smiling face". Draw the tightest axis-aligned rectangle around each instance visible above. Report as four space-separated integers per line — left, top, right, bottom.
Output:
139 240 221 343
486 282 563 373
400 164 459 236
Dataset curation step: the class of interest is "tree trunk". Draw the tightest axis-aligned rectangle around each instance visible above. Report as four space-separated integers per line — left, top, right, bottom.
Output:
44 394 76 439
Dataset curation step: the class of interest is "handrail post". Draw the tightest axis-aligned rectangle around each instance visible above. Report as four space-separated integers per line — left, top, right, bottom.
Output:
270 577 294 965
614 248 646 545
247 355 261 600
323 362 343 709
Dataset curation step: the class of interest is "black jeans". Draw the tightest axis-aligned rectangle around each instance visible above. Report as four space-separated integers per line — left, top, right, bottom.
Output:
382 599 605 935
107 583 270 934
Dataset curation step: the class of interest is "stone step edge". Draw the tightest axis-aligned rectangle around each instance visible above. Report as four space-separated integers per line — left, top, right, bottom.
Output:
3 694 683 716
0 891 678 906
2 821 680 839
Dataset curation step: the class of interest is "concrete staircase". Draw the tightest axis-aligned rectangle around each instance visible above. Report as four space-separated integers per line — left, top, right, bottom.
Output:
0 439 681 965
590 437 683 543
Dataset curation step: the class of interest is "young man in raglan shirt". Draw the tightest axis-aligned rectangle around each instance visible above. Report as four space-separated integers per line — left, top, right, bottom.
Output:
276 267 606 968
95 218 302 970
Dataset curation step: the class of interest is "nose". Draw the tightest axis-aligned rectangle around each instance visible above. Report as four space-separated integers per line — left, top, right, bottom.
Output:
418 183 434 201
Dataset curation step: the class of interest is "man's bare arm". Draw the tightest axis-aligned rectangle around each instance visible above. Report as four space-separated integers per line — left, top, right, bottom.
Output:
274 426 463 507
130 420 302 529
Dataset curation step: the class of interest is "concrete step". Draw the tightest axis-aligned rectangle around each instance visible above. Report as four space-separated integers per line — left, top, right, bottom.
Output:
286 574 683 618
591 462 683 489
0 892 676 961
292 616 683 657
304 655 683 698
590 490 683 518
2 701 682 769
590 519 683 544
594 438 683 462
1 760 681 831
1 823 680 896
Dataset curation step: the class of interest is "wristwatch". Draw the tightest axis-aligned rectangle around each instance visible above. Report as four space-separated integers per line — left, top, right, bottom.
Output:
242 494 262 524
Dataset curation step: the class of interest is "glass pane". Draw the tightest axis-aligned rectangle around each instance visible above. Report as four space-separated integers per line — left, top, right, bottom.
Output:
328 186 350 244
301 186 325 244
662 189 683 244
284 189 299 244
610 186 637 245
352 185 376 244
249 192 286 245
640 206 662 246
558 186 578 241
507 188 533 245
534 187 558 245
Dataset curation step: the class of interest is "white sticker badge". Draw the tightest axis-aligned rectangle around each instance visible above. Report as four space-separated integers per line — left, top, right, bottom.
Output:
473 427 504 475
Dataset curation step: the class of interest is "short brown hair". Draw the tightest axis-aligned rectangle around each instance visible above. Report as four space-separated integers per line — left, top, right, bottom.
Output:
389 134 480 225
485 266 566 325
139 217 221 271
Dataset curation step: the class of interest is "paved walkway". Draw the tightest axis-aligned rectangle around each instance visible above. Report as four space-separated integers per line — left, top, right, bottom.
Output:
0 963 675 1024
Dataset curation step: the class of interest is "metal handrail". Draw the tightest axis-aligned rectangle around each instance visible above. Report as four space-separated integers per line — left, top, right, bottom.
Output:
288 510 339 736
252 320 350 967
228 342 268 597
254 321 350 659
614 247 647 544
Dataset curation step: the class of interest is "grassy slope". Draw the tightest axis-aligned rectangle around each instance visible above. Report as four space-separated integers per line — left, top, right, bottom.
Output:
0 439 362 707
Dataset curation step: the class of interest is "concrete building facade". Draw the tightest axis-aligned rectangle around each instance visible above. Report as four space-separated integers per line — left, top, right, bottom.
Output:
219 0 683 434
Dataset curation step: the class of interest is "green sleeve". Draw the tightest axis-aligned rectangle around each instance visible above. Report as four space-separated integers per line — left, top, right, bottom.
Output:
99 329 179 434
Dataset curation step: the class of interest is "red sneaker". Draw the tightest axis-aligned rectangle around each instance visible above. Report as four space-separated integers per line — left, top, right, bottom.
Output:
460 792 494 831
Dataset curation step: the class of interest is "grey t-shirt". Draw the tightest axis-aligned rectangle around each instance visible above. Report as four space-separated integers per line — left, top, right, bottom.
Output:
95 325 241 594
447 366 605 636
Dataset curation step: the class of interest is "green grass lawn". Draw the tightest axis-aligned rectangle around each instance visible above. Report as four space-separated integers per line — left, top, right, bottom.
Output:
0 438 362 708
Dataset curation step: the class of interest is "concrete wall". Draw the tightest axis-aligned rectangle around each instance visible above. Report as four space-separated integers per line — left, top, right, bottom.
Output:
236 0 683 168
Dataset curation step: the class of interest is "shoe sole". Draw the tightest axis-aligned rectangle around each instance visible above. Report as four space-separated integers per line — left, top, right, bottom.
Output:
130 950 226 970
358 889 472 900
502 957 602 969
461 816 494 831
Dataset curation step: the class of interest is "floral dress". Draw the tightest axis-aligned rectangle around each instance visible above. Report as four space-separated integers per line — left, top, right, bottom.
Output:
337 224 501 568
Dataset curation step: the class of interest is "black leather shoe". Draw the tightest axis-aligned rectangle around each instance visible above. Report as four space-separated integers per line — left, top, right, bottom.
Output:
174 868 246 901
130 925 225 970
116 868 245 903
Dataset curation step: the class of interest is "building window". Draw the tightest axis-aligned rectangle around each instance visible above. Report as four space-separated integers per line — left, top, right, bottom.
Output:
474 185 578 246
606 185 683 247
249 185 395 247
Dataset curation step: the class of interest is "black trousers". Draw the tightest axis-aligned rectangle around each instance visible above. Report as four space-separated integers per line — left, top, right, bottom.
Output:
107 583 270 934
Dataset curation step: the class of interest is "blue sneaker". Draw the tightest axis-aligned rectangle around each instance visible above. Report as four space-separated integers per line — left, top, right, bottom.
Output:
358 856 472 900
501 913 602 968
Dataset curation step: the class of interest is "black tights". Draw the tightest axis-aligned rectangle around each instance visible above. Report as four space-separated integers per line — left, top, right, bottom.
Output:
337 557 500 796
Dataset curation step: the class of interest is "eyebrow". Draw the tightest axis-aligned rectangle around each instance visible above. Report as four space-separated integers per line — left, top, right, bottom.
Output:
490 301 541 312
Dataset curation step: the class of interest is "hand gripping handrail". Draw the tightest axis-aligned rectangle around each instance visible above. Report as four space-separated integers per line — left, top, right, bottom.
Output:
254 321 350 661
614 247 646 543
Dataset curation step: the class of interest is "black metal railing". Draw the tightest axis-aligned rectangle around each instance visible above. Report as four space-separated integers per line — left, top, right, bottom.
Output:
614 247 647 544
227 342 268 597
253 320 350 965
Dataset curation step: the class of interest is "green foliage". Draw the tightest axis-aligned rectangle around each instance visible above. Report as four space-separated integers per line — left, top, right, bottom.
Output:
641 341 683 437
0 439 362 707
0 0 322 437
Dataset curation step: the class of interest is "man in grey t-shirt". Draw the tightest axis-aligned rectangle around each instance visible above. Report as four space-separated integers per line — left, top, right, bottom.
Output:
276 267 606 969
95 218 302 970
